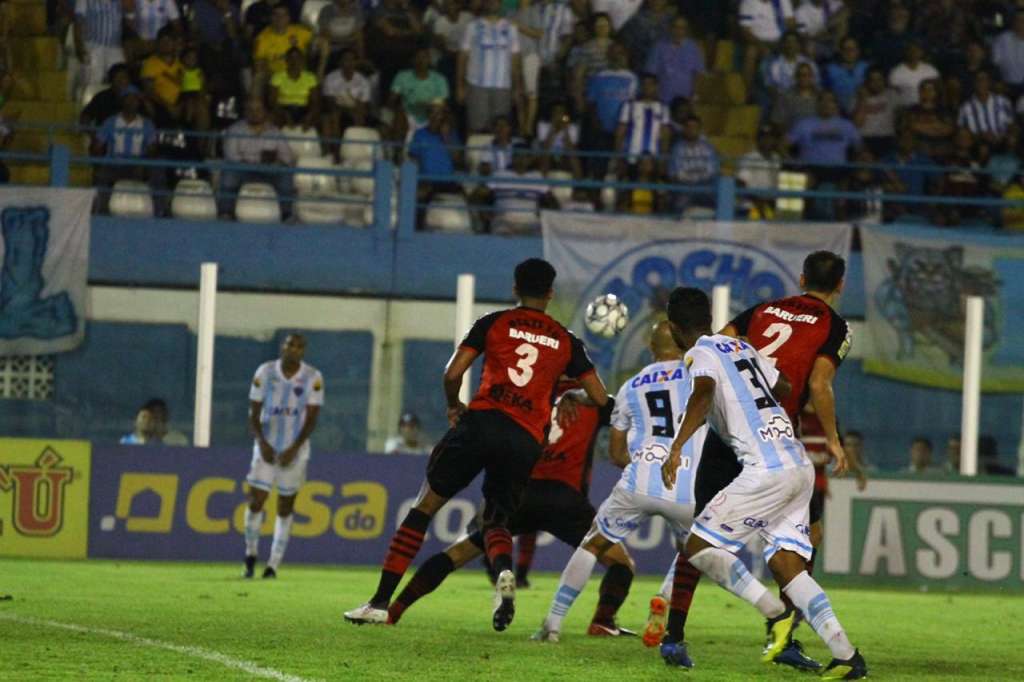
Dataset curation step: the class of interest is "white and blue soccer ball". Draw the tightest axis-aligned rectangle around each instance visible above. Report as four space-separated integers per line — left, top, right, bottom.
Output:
584 293 629 339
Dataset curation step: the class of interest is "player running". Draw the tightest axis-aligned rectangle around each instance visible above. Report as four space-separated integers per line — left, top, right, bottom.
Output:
384 380 637 636
243 334 324 579
661 287 867 680
686 250 853 670
345 258 608 631
534 321 706 656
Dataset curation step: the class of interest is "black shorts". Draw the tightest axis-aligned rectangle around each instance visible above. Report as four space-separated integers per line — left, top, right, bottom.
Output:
426 409 542 527
468 479 596 549
694 429 743 515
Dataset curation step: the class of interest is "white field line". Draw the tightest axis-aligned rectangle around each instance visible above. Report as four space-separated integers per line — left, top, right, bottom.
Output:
0 612 318 682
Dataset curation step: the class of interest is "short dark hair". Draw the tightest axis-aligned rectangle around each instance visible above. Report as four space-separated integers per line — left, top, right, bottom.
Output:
514 258 556 298
912 436 933 450
802 251 846 292
107 63 129 83
666 287 711 333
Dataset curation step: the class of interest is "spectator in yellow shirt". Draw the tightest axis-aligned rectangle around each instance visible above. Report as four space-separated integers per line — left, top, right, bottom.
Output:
255 3 313 90
1002 175 1024 231
270 47 321 130
141 28 184 125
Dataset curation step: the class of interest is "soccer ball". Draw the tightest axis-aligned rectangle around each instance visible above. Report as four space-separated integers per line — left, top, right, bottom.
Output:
584 294 629 338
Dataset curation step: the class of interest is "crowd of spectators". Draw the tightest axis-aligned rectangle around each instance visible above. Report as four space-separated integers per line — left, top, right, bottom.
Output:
7 1 1024 229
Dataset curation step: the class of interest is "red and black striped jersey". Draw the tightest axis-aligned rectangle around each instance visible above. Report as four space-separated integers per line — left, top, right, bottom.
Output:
460 307 596 443
531 384 614 495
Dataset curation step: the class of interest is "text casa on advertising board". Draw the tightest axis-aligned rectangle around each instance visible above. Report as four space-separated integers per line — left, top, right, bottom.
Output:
823 478 1024 588
0 438 91 558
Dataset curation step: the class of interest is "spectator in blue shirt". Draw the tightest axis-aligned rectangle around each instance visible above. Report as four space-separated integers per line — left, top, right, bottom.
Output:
668 114 719 211
882 127 934 222
824 36 868 115
411 103 463 213
787 91 860 181
584 42 637 157
644 15 705 105
91 87 165 215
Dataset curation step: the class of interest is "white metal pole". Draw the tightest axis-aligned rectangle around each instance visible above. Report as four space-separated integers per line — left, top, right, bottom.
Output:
193 262 218 447
960 296 983 476
454 273 476 404
711 284 731 332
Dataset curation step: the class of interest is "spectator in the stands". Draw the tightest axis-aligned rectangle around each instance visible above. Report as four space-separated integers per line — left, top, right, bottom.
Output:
73 0 125 89
795 0 848 59
736 123 782 219
411 102 462 204
618 153 664 214
270 47 321 130
512 0 545 137
478 142 553 235
536 101 582 177
989 124 1022 193
191 0 245 88
316 0 365 75
390 46 450 138
882 128 933 222
254 2 313 91
771 61 819 133
458 0 523 133
867 2 915 73
992 8 1024 93
141 27 184 127
79 62 132 127
889 41 940 108
243 0 274 43
762 30 818 96
127 0 182 60
952 38 994 98
585 42 637 157
384 413 432 455
536 0 578 69
91 87 162 215
644 15 704 105
120 404 164 445
787 91 860 181
738 0 796 91
905 79 955 159
178 46 210 132
590 0 641 32
908 435 934 473
322 47 371 140
668 114 718 211
367 0 421 93
667 96 694 142
615 73 670 171
424 0 472 86
143 398 189 446
958 70 1014 144
480 115 521 175
618 0 673 70
853 67 898 158
931 127 991 227
571 13 614 114
838 147 884 221
979 436 1016 476
1003 172 1024 230
824 36 868 115
218 97 295 219
844 429 871 482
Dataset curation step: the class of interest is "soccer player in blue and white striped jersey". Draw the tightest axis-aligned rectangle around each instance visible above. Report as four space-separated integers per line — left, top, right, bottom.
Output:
615 74 671 164
535 321 707 644
242 334 324 580
958 70 1014 142
660 288 867 679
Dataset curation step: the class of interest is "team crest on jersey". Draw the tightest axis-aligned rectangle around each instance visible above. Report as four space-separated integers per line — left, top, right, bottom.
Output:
294 387 304 397
253 377 261 387
313 380 322 391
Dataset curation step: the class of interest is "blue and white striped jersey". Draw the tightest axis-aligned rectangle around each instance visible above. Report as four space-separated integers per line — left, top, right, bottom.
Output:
610 360 706 504
958 94 1014 139
685 334 808 472
618 99 669 159
249 360 325 454
74 0 123 47
461 18 521 89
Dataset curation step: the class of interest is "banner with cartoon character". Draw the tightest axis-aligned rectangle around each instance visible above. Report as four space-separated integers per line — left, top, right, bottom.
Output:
861 224 1024 391
0 187 94 355
540 212 852 388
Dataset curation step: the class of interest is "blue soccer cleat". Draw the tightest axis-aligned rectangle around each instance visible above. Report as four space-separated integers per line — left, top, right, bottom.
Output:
661 641 694 669
773 640 822 672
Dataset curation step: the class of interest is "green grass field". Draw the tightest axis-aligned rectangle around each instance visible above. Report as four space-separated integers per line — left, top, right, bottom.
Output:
1 558 1022 681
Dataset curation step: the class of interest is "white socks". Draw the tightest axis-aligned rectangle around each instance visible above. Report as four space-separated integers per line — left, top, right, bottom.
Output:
244 508 263 557
783 571 856 660
689 547 785 619
658 554 676 600
267 514 294 570
544 547 598 631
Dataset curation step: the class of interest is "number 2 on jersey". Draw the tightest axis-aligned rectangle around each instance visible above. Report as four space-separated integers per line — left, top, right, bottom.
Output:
759 322 792 362
507 343 538 387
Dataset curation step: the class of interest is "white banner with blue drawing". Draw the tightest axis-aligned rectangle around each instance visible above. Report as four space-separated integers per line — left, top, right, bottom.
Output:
541 212 853 387
0 187 95 355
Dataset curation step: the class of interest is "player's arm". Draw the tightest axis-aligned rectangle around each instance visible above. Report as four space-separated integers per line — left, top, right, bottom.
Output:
249 400 274 463
771 371 792 401
719 304 756 338
608 428 631 468
578 371 609 408
663 376 715 488
808 357 848 476
443 346 478 425
280 405 320 467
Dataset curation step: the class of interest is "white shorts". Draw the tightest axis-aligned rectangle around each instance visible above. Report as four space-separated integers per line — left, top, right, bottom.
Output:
246 442 310 497
692 464 815 562
522 53 541 97
590 484 694 545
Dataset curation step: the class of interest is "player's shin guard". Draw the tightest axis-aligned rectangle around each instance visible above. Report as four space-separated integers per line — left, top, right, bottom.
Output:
267 514 293 570
387 552 456 624
592 563 633 627
516 532 538 583
689 547 785 619
371 508 432 607
782 571 856 660
244 508 263 557
484 526 515 576
665 553 702 643
545 547 598 631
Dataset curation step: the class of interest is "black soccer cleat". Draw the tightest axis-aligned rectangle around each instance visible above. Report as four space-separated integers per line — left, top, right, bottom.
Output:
492 569 516 632
821 649 868 680
262 567 277 579
243 555 256 579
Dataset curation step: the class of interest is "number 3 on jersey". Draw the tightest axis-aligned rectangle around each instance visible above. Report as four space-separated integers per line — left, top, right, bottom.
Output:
508 343 538 387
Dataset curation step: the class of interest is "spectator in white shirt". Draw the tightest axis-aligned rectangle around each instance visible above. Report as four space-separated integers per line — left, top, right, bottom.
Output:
738 0 796 91
762 30 818 94
992 11 1024 93
384 413 433 455
322 48 371 146
736 123 782 219
457 0 523 132
888 41 939 108
219 97 296 219
475 142 555 235
615 73 670 170
128 0 183 60
590 0 642 32
794 0 848 59
958 70 1015 144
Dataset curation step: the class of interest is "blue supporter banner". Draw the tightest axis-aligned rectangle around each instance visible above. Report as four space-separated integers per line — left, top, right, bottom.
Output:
86 447 681 574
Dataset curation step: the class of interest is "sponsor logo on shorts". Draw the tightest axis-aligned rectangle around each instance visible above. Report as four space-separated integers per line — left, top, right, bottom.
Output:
758 415 794 442
796 523 811 537
720 523 734 532
743 517 768 529
613 518 641 531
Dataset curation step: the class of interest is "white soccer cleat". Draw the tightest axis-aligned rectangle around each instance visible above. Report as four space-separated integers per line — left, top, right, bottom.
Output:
343 603 388 625
492 569 516 632
530 620 560 643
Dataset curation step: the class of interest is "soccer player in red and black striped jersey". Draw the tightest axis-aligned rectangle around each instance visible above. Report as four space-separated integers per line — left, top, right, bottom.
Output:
384 382 638 637
345 258 609 631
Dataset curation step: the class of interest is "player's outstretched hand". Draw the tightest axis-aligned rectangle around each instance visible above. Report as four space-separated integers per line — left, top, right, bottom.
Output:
661 448 681 489
827 439 848 477
279 446 299 468
258 440 275 464
447 402 468 427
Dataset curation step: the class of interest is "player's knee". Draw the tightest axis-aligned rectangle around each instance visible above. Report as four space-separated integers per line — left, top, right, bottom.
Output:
583 534 613 558
247 489 267 511
683 533 709 558
277 497 295 517
415 487 447 515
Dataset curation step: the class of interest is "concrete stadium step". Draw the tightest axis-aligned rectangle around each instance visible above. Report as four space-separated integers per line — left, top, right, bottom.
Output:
694 105 727 136
9 71 69 102
11 130 87 154
712 40 735 72
5 2 48 36
8 36 62 71
724 106 760 137
696 73 747 107
4 100 79 124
